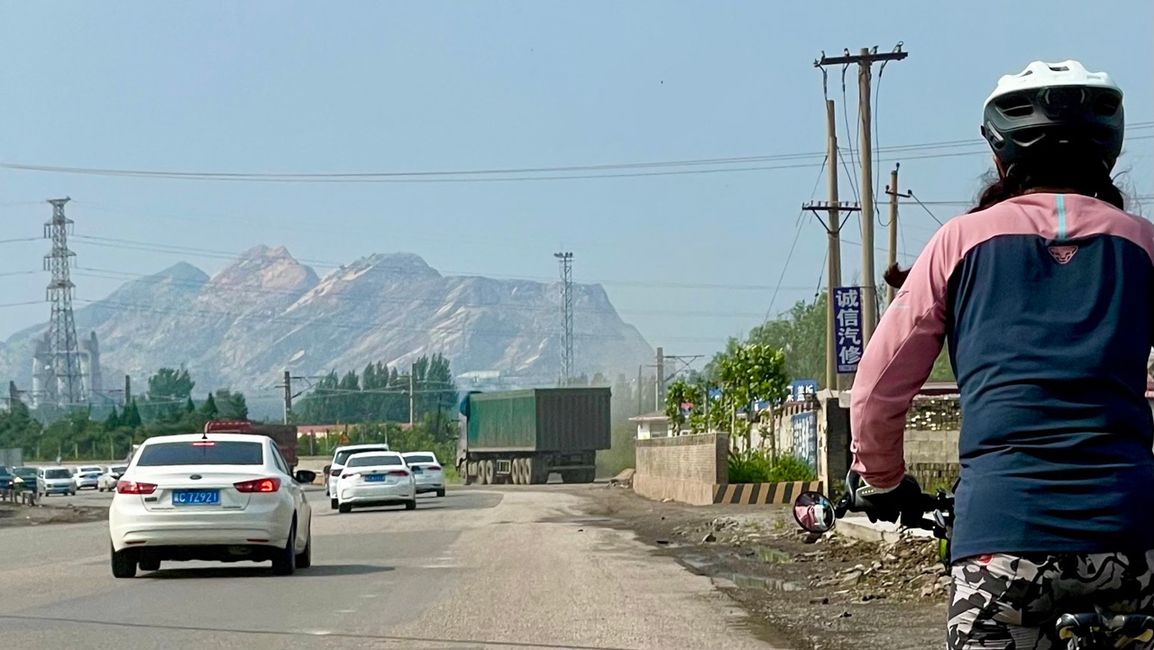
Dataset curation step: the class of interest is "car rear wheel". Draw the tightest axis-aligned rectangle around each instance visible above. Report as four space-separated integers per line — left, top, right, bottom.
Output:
405 499 417 511
271 524 296 576
139 556 160 571
111 544 137 579
295 529 312 569
338 502 352 514
330 498 338 510
436 488 446 498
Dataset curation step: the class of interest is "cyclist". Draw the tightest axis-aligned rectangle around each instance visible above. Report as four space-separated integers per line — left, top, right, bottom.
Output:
846 60 1154 649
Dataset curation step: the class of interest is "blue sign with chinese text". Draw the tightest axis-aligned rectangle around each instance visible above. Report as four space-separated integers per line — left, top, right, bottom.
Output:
789 379 819 402
833 287 864 373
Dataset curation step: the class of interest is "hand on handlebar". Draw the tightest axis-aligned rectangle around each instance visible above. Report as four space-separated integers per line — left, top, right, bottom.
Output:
845 471 925 525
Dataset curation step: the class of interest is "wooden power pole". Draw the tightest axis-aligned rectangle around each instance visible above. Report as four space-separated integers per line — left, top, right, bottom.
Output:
816 45 908 347
884 163 911 305
804 99 860 391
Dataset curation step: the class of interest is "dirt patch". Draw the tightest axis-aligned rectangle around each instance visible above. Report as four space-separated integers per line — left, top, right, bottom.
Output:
0 503 107 527
569 484 945 650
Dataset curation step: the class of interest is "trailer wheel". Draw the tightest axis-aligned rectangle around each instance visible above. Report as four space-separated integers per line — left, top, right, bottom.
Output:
524 457 539 485
512 458 523 484
482 460 495 485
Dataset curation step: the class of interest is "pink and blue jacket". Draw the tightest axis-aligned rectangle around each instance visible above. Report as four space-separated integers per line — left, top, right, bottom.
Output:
850 193 1154 559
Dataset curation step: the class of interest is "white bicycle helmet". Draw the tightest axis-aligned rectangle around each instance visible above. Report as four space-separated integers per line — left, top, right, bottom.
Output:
982 60 1124 174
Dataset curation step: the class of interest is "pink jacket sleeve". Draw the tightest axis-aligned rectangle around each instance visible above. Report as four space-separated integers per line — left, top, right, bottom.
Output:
850 225 954 489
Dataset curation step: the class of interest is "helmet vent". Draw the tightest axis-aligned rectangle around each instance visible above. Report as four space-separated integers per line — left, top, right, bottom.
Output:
1048 64 1070 72
1093 93 1121 116
995 96 1035 118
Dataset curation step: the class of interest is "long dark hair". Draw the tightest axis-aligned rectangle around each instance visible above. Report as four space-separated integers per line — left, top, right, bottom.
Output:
883 158 1128 291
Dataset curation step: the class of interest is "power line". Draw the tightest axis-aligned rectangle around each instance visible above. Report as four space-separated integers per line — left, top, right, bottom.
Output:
0 125 1148 185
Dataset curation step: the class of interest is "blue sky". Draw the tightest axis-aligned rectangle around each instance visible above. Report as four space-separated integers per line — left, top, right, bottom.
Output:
0 1 1150 364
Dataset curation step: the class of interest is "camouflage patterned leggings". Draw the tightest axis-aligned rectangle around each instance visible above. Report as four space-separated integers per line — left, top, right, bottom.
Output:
948 551 1154 649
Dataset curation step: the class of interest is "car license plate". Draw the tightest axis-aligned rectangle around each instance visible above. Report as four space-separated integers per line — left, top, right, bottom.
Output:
364 474 386 483
172 489 220 506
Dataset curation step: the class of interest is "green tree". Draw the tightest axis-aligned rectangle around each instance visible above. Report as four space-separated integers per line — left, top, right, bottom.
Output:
215 389 248 420
200 392 219 419
184 396 195 413
123 399 143 428
745 294 826 387
663 378 695 432
103 406 121 432
714 342 791 448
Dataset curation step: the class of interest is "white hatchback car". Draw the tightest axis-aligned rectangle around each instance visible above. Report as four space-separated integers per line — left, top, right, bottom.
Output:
108 433 315 578
401 451 446 498
335 451 416 513
325 443 390 509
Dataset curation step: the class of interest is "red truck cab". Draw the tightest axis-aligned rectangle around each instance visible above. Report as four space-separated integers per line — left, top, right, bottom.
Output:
203 419 299 469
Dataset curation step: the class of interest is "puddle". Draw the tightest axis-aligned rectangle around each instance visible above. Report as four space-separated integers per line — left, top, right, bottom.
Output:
728 573 803 592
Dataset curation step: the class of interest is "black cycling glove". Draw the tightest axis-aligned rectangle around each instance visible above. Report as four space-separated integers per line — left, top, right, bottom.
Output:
846 470 923 524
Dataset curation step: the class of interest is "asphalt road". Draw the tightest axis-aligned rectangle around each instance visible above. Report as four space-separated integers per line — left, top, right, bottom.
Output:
0 485 784 649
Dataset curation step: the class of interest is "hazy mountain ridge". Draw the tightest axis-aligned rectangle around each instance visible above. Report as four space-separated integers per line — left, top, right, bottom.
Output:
0 246 653 395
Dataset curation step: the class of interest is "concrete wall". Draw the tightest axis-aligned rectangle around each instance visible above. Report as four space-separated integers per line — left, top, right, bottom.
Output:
633 433 728 506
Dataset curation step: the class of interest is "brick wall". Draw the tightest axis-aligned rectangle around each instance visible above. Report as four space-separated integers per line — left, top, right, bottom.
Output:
633 433 728 505
904 429 960 465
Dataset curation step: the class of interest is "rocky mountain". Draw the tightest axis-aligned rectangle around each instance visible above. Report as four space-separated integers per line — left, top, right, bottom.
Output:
0 246 653 394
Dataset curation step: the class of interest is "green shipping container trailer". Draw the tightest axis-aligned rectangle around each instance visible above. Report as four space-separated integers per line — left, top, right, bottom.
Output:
458 387 610 485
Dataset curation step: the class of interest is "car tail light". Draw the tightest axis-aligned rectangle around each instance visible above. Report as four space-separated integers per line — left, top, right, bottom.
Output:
387 470 410 477
234 477 281 493
427 465 441 471
117 480 157 495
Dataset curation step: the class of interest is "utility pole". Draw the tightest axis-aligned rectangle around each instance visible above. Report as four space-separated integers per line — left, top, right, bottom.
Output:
816 45 908 347
408 366 416 428
802 97 863 392
554 252 574 385
636 365 643 417
885 163 912 305
282 370 292 424
123 374 131 408
654 347 664 412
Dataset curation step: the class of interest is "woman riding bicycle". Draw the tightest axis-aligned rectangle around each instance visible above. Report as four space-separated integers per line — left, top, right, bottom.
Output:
847 60 1154 649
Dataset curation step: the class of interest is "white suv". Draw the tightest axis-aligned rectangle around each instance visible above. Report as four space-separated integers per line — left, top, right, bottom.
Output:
108 433 315 578
325 444 390 510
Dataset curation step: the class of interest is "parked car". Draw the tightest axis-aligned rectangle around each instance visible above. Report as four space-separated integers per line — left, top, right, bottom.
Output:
72 465 104 477
98 464 129 492
325 444 391 509
74 470 102 491
401 451 446 498
108 433 316 578
11 467 37 493
38 466 76 497
97 472 119 492
334 451 416 514
0 466 12 491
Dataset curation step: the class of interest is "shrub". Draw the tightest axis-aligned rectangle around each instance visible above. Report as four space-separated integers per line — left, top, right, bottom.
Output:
727 449 815 483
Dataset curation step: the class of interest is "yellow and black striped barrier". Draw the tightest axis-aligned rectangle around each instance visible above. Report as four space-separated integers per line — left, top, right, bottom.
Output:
712 481 824 505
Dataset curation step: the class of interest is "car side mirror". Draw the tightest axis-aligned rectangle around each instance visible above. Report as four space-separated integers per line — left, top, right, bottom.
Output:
294 470 317 484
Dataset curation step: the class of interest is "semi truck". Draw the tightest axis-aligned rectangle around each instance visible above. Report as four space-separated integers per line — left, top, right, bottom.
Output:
457 387 610 485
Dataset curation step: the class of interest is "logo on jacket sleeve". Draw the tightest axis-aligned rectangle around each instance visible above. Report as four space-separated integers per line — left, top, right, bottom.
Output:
1048 245 1078 264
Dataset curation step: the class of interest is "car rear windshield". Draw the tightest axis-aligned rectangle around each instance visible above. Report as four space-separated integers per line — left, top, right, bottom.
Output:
404 454 436 464
346 455 402 468
136 441 264 466
45 469 71 479
334 447 389 465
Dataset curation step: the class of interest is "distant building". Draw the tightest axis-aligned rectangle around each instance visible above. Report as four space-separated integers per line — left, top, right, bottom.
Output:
30 330 102 408
629 412 670 440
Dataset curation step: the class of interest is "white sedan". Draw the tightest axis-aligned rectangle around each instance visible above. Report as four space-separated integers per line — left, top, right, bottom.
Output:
108 433 315 578
401 451 446 497
335 451 416 513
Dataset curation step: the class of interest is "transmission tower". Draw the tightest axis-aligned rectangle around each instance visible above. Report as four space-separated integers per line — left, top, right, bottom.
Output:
43 197 85 405
554 251 574 384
